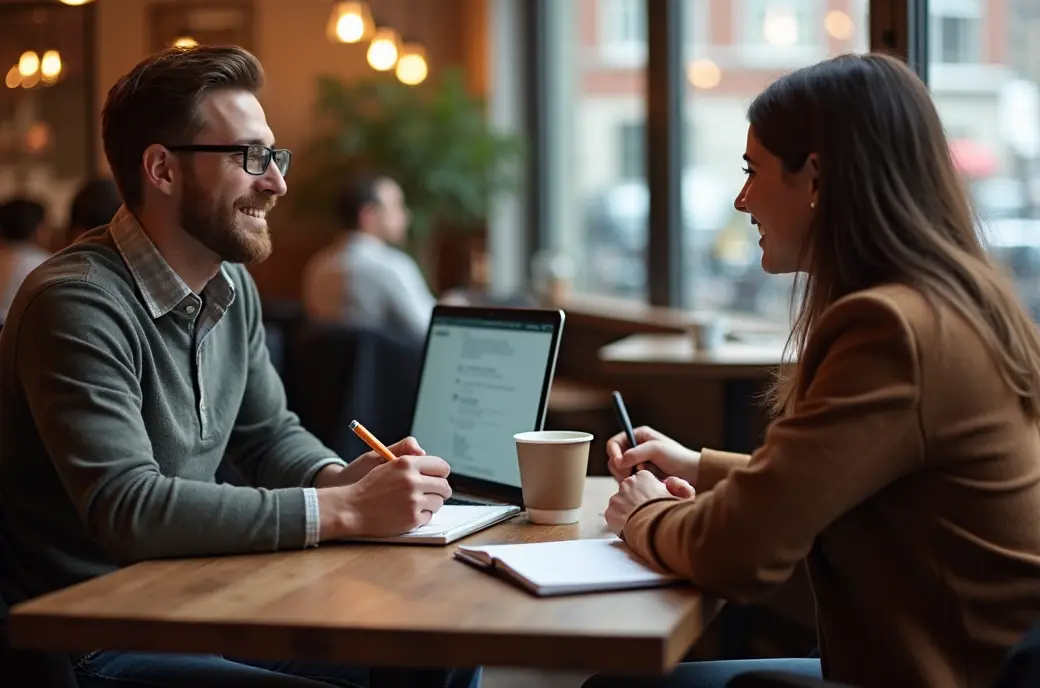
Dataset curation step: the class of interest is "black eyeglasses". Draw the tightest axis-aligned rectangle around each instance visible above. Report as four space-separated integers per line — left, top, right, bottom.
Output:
165 144 292 177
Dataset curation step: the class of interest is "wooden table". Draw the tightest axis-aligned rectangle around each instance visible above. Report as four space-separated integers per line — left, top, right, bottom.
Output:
10 478 717 676
599 333 786 379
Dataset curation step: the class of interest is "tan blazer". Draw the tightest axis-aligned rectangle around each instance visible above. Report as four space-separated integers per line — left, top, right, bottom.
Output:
622 284 1040 688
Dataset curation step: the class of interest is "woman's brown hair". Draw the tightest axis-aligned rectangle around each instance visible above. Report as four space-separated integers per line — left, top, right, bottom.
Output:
747 53 1040 416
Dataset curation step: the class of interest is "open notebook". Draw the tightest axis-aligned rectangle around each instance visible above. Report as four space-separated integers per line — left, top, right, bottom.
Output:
454 536 683 596
341 505 521 545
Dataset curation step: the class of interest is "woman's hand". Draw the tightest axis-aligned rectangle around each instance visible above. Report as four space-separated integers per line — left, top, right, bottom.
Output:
605 471 677 536
606 426 701 486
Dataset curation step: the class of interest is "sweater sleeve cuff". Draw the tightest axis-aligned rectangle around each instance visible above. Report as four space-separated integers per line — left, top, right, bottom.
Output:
276 487 310 550
697 448 752 492
301 457 348 488
621 497 681 568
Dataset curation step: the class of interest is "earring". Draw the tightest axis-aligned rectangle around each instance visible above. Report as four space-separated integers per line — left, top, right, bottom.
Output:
810 201 817 209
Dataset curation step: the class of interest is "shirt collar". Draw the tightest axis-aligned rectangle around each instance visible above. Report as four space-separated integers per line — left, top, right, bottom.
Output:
109 206 236 320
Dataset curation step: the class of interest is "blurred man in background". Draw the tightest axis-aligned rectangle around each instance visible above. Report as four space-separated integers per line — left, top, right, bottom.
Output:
302 176 436 341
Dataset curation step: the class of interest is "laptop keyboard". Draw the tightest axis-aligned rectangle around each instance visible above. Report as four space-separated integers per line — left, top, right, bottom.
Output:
445 496 488 506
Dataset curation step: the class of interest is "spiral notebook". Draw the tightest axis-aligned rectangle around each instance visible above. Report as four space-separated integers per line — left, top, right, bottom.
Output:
454 536 683 596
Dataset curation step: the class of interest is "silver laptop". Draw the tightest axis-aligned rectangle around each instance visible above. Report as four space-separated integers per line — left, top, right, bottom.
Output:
409 305 566 522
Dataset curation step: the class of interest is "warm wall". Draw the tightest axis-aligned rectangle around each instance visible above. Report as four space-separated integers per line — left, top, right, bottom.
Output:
94 0 482 299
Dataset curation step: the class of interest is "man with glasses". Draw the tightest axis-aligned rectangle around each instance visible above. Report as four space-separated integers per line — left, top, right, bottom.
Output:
0 45 476 688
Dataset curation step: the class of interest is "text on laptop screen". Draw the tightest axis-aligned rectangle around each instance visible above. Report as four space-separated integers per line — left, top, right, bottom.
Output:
411 316 556 488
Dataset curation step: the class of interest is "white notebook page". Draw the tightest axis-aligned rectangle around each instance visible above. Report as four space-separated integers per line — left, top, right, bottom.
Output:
457 536 680 590
406 505 511 536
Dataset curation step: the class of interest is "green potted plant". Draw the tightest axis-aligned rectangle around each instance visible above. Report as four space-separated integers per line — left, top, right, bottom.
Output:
294 67 524 291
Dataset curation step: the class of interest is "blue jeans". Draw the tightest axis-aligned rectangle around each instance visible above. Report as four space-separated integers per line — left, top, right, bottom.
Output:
74 650 482 688
582 658 822 687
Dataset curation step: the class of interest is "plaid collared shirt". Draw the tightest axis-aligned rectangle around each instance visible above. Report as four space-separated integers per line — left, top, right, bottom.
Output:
109 207 334 547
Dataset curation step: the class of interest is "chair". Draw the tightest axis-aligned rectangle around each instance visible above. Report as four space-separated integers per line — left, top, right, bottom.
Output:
0 525 77 687
287 322 424 459
260 298 306 381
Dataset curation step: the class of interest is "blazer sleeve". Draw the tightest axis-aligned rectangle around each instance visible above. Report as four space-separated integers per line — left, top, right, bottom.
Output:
697 449 752 492
621 295 925 603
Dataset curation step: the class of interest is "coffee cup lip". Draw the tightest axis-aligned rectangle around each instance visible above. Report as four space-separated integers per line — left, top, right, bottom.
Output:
513 430 594 444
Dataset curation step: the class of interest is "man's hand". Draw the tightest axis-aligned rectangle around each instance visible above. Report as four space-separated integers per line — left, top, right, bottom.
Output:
604 470 675 536
313 436 426 488
316 455 452 540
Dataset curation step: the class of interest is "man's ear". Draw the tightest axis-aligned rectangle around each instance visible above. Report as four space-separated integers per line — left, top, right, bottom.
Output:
142 144 178 199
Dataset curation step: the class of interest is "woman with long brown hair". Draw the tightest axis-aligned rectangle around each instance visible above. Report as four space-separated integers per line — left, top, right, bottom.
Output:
585 53 1040 688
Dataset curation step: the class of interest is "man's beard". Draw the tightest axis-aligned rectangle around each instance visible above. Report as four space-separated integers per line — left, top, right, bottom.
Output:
179 172 275 264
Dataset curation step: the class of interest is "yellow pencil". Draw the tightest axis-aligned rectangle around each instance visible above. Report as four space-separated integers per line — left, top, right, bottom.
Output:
349 420 397 463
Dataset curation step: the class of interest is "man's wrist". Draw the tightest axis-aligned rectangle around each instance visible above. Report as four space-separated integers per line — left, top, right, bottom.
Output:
312 463 349 489
316 486 359 541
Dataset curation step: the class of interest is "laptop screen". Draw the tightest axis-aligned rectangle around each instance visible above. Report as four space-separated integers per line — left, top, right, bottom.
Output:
410 312 560 489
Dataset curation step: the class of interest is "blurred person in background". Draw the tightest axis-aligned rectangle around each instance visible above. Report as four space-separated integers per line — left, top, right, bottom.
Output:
0 198 50 322
66 177 122 247
302 175 436 341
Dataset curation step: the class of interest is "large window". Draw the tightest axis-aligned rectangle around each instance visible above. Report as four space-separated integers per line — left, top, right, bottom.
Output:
543 0 648 300
529 0 1036 316
927 0 1040 319
0 2 95 251
683 0 869 320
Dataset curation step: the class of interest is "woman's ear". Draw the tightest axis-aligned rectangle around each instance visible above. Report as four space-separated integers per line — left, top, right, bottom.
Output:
806 153 820 207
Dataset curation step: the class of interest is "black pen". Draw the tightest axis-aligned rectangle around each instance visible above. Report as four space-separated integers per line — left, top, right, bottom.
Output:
611 391 645 475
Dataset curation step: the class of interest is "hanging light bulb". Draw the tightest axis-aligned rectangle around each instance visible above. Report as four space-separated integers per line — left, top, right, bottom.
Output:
395 42 428 86
18 51 39 78
40 50 62 84
327 1 374 43
366 27 399 71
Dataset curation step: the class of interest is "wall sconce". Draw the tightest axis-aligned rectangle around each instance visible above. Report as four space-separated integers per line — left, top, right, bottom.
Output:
327 1 374 44
366 27 399 71
395 41 427 86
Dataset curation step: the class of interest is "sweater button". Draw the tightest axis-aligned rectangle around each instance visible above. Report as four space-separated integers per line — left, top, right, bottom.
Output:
185 305 196 314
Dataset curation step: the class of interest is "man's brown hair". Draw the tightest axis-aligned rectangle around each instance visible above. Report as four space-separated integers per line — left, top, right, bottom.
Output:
101 45 265 211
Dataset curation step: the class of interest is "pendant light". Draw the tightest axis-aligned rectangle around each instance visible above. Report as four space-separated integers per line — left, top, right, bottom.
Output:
366 27 400 71
327 1 374 44
395 41 427 86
